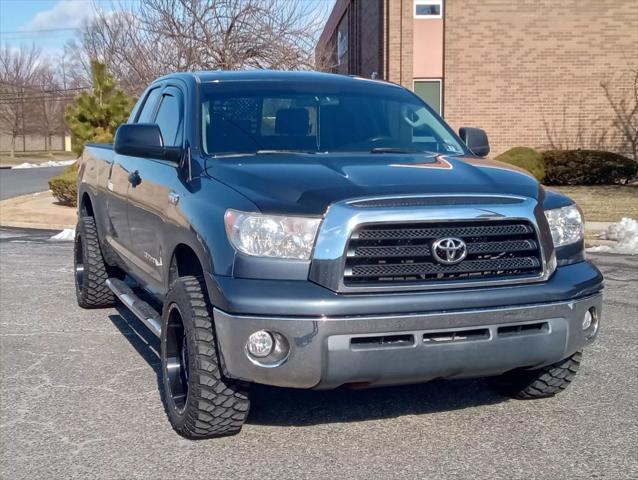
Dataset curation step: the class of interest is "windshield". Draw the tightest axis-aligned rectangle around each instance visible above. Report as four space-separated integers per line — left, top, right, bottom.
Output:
200 81 467 156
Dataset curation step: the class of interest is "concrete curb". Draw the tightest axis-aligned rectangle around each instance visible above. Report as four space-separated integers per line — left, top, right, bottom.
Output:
0 156 78 170
0 220 76 231
586 221 613 233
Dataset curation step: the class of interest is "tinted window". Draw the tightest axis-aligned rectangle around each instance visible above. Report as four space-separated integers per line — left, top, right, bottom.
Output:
154 93 182 146
201 83 465 156
137 88 161 123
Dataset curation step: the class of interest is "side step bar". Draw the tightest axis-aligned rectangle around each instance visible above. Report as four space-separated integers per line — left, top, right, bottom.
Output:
106 278 161 337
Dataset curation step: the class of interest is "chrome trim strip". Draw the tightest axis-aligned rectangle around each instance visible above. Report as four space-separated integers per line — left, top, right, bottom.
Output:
216 293 600 323
345 193 529 205
106 278 162 337
309 194 556 293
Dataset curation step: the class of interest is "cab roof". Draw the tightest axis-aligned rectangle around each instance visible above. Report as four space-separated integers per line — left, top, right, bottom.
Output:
154 70 400 88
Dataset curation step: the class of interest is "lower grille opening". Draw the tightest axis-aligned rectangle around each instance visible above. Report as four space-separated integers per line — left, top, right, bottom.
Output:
497 322 549 337
350 334 415 350
423 328 490 343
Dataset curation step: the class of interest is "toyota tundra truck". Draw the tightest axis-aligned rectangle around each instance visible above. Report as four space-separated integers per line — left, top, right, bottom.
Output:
74 71 603 438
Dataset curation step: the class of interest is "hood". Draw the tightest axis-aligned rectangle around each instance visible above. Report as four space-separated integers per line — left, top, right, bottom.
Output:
205 153 542 215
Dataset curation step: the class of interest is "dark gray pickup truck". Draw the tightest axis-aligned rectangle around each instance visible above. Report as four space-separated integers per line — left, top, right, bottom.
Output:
75 71 603 438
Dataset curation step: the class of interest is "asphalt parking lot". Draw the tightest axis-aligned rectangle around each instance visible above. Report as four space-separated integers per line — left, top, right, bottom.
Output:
0 227 636 480
0 166 66 200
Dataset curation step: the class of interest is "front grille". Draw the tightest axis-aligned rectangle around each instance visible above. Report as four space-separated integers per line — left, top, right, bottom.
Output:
344 220 543 286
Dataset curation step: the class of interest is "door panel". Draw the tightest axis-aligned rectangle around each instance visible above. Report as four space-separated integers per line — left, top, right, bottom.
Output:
102 84 164 271
126 158 184 293
126 86 185 293
105 157 132 251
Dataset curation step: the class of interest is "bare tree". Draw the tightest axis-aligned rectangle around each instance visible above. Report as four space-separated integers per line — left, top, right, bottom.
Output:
0 44 42 157
66 0 329 96
601 70 638 164
539 98 617 153
32 64 64 153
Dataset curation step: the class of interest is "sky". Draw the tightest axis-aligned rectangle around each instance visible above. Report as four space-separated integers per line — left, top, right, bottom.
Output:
0 0 336 58
0 0 124 57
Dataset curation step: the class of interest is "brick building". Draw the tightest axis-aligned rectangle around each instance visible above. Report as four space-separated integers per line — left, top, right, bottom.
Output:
316 0 638 156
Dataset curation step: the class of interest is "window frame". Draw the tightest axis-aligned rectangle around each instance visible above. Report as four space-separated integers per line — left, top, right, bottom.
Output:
152 87 184 148
414 0 443 19
133 87 162 124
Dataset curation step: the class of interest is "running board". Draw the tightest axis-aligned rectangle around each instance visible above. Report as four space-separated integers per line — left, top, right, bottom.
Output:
106 278 161 337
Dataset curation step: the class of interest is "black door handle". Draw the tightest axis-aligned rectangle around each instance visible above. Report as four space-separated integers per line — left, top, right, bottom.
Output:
128 170 141 187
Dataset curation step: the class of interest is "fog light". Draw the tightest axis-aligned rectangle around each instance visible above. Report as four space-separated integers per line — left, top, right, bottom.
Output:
582 310 593 331
582 307 599 339
246 330 274 358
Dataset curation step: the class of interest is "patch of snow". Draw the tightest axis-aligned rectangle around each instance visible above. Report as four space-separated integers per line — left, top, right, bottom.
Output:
50 228 75 241
12 160 75 169
587 217 638 255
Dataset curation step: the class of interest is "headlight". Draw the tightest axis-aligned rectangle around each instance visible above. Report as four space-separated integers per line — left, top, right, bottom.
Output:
224 209 321 259
544 204 584 247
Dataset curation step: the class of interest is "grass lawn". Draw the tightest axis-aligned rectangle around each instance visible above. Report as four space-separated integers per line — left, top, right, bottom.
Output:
551 185 638 222
0 151 76 168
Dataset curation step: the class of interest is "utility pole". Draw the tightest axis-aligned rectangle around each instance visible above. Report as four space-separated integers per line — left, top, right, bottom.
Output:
60 55 68 151
20 86 25 153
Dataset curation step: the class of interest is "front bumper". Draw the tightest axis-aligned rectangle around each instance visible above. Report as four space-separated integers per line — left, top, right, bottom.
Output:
213 292 602 389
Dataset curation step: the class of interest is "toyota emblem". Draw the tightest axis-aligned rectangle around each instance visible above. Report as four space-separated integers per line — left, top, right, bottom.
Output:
431 237 467 265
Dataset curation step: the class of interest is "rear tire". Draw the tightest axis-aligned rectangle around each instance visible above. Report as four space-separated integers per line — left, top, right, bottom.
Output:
160 276 250 438
74 216 115 309
489 351 582 399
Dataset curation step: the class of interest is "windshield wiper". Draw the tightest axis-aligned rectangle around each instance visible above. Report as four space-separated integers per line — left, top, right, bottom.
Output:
370 147 423 154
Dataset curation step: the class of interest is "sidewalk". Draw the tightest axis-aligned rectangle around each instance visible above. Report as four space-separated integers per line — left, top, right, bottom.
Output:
0 191 76 230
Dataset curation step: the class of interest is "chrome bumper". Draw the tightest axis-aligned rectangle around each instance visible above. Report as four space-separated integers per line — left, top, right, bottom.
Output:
213 293 602 389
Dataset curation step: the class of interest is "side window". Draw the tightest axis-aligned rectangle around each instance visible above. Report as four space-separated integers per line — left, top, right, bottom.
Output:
154 92 183 147
137 88 161 123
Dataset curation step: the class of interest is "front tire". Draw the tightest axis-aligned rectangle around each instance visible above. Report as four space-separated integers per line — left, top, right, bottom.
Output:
160 276 250 438
489 351 582 399
74 216 115 309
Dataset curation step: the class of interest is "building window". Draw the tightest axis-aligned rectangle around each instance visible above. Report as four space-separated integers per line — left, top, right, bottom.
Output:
414 80 442 115
337 30 348 64
336 11 349 66
414 0 443 19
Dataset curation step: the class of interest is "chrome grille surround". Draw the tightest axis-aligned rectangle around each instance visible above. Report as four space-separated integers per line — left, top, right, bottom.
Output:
309 194 557 293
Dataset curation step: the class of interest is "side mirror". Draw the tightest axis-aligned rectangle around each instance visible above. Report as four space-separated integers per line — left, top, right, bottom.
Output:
459 127 490 157
114 123 182 162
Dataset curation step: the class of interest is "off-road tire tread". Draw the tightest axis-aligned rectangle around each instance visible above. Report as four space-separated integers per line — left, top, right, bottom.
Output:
75 216 115 308
490 351 582 399
161 276 250 439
